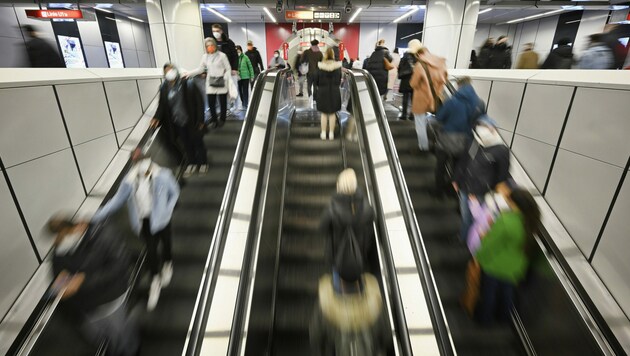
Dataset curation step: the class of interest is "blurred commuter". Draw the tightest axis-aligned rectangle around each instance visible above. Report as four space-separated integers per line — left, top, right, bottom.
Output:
362 55 370 69
236 45 254 108
515 43 539 69
152 63 208 176
387 47 401 101
92 149 180 311
342 57 350 69
211 24 237 74
579 33 615 70
47 215 139 356
366 39 393 99
470 50 480 69
601 25 628 69
21 25 64 68
295 50 308 97
488 36 512 69
433 76 484 196
332 38 341 61
475 189 540 324
541 38 574 69
245 40 264 81
187 37 232 128
353 57 363 69
409 41 448 151
397 40 420 121
453 122 510 242
268 50 286 69
314 48 343 140
302 39 324 98
477 38 494 69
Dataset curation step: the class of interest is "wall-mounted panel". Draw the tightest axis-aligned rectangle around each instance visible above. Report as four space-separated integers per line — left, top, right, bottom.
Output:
116 18 136 50
0 173 39 320
486 81 525 133
131 21 150 52
592 175 630 317
104 80 143 132
0 7 22 39
165 23 205 72
55 82 113 145
116 128 133 147
122 49 140 68
497 128 513 146
137 51 153 68
0 36 27 67
471 79 491 104
545 150 622 256
137 78 161 111
535 15 560 54
83 45 108 68
0 86 69 167
14 5 56 45
74 134 118 192
77 20 104 47
473 23 490 51
561 87 630 168
7 149 85 255
511 134 555 192
515 84 573 145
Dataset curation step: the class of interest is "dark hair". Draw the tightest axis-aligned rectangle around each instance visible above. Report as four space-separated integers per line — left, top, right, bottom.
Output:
236 45 242 52
212 24 222 30
163 62 175 70
393 47 399 54
483 38 494 47
509 188 540 238
497 35 507 41
456 76 472 87
22 24 35 33
557 37 571 46
311 39 319 46
589 33 604 43
274 49 280 54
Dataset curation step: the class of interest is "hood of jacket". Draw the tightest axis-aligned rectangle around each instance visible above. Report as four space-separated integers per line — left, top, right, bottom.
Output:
330 189 365 220
246 47 258 52
494 43 510 51
318 60 342 72
554 45 573 58
375 45 388 52
318 274 383 331
417 51 446 69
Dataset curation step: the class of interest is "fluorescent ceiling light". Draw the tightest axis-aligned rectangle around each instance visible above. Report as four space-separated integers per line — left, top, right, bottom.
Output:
562 5 584 10
400 31 422 40
349 7 362 23
565 19 581 24
393 5 421 23
206 7 231 23
506 9 564 24
611 5 629 10
478 8 493 15
128 16 144 22
263 7 277 23
94 7 113 13
94 3 113 8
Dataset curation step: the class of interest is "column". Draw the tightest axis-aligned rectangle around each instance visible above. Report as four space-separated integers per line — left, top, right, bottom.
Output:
146 0 205 71
422 0 480 69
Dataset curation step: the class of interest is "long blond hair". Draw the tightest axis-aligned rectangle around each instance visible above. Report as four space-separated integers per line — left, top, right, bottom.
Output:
324 47 335 61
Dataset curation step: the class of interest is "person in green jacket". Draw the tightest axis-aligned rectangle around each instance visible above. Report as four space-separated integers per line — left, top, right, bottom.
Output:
475 188 540 324
236 45 254 108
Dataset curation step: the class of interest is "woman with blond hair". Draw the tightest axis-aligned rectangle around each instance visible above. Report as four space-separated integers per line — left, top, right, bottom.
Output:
314 47 343 140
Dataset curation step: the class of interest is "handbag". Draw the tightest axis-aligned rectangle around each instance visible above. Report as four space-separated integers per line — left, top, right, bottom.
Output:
208 76 225 88
436 131 469 156
460 259 481 317
397 57 413 78
384 57 394 71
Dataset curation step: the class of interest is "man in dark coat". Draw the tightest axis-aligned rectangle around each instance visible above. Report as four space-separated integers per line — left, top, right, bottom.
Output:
22 25 64 67
541 38 574 69
487 35 512 69
366 40 393 97
245 40 264 79
301 39 324 98
47 215 139 356
211 24 238 73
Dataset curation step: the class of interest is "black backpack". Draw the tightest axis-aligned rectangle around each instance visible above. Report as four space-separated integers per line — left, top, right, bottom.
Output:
332 199 364 282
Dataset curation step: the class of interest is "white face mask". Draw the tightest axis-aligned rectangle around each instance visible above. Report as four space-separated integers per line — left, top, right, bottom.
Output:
56 231 83 255
164 70 177 81
274 53 279 58
136 158 152 175
213 31 221 40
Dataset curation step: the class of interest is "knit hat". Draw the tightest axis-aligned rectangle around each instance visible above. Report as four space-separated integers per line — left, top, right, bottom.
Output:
247 40 253 45
337 168 357 195
408 39 424 54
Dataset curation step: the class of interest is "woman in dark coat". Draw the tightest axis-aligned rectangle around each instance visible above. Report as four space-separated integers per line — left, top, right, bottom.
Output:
315 47 343 140
477 38 494 69
366 39 393 98
397 39 421 120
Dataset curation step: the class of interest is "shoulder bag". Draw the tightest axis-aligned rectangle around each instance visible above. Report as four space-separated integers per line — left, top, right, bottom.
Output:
207 54 226 88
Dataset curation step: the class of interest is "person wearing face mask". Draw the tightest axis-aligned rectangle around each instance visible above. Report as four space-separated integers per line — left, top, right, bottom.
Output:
92 148 180 311
268 50 286 69
453 123 510 243
245 40 264 85
152 63 208 177
186 37 232 128
210 24 238 74
236 45 254 109
47 215 139 356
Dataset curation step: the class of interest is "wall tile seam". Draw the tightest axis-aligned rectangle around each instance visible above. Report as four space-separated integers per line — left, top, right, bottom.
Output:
3 147 71 170
512 133 557 148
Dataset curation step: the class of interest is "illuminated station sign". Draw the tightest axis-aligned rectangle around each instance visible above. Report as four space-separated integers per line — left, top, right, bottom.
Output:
25 9 84 19
285 10 342 22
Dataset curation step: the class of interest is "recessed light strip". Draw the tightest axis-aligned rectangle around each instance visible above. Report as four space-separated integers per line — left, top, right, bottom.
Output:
349 7 362 23
478 8 493 15
506 9 564 24
263 7 277 23
207 7 232 23
393 5 421 23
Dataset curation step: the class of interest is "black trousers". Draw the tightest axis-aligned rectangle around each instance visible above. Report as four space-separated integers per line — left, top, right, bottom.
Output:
238 79 250 107
435 150 461 193
174 125 207 165
401 91 413 117
307 74 315 97
207 94 228 123
141 219 172 276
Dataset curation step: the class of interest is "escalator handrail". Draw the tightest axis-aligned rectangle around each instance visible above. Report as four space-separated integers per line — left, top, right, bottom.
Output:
182 70 277 356
355 69 457 355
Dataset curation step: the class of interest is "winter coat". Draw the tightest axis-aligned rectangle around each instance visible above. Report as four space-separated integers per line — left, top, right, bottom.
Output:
268 55 286 69
487 43 512 69
516 50 539 69
541 45 574 69
579 44 615 69
188 51 232 95
397 52 417 93
320 189 376 273
314 60 343 114
245 47 264 75
435 84 483 134
155 77 205 129
25 37 64 67
410 51 448 114
454 140 510 196
52 223 130 313
216 34 238 71
477 45 493 69
92 165 180 235
302 45 324 75
310 274 392 356
366 46 393 96
238 53 255 80
387 52 401 90
476 211 529 285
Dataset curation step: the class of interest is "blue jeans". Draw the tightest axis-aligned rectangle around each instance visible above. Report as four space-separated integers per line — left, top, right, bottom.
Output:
476 271 515 325
414 113 430 150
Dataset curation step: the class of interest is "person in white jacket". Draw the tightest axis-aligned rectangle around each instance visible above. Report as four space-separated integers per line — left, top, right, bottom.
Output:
186 37 232 128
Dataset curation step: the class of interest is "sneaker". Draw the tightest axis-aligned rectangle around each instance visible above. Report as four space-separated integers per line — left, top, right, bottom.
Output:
320 131 327 140
198 164 209 174
147 276 161 311
183 165 197 178
296 93 304 97
161 261 173 287
329 132 334 140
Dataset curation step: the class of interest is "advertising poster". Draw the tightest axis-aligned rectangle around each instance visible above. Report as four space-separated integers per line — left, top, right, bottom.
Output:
104 41 124 68
57 35 86 68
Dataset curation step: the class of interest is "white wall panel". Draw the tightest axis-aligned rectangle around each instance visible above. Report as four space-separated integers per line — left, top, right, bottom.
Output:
84 45 108 68
137 78 161 111
0 7 22 38
376 23 397 53
515 84 573 145
242 23 267 69
573 11 608 57
534 15 559 55
7 149 85 255
486 81 525 133
105 80 143 132
116 128 133 146
165 23 205 72
229 23 248 54
117 18 136 50
14 5 56 45
55 83 113 145
423 25 462 68
0 86 69 167
131 21 150 52
77 20 104 47
592 174 630 317
0 36 28 67
470 79 491 104
359 23 379 62
123 49 140 68
511 135 555 192
0 173 39 320
545 150 622 256
497 128 512 146
561 87 630 168
74 134 118 192
149 23 169 70
137 51 152 68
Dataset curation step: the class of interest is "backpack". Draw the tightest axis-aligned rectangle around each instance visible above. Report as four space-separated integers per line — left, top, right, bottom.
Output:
332 200 364 282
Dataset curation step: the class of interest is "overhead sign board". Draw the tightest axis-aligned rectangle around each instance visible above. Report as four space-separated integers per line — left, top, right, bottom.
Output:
313 11 341 21
25 9 83 19
286 10 342 22
285 10 313 21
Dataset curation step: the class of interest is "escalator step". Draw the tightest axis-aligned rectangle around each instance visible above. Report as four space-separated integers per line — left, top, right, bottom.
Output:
282 214 321 232
276 260 326 296
284 192 330 210
286 172 338 186
280 234 326 262
138 296 196 337
288 154 344 169
289 138 343 153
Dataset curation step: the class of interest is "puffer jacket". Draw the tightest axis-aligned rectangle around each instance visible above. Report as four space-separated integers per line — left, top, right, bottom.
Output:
410 51 448 114
314 60 343 114
238 53 254 80
487 43 512 69
366 46 393 96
